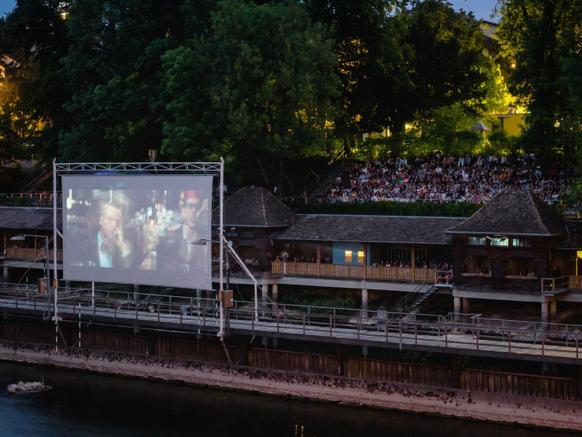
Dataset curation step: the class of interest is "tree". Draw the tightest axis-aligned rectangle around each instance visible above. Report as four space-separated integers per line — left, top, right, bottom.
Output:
498 0 582 165
162 0 339 188
59 0 214 161
381 0 490 155
0 0 69 159
305 0 405 150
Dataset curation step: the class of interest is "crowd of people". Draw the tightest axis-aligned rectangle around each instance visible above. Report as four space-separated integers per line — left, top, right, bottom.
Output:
326 153 571 204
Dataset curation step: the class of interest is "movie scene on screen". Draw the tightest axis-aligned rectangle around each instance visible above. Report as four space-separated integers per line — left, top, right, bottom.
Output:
62 175 213 290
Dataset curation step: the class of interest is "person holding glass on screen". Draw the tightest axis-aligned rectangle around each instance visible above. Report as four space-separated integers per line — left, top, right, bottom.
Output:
80 202 134 269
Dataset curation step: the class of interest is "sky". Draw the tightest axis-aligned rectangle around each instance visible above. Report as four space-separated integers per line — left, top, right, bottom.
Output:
449 0 499 21
0 0 14 17
0 0 498 21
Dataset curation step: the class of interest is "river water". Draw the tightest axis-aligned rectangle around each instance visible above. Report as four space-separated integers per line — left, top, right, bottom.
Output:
0 362 576 437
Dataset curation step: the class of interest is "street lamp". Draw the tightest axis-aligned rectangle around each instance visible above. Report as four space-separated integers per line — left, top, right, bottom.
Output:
10 234 51 296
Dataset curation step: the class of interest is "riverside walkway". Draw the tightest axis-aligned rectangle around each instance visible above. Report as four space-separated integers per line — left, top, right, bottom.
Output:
0 283 581 364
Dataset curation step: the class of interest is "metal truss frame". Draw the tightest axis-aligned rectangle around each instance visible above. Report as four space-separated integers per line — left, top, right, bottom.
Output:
54 162 222 173
52 159 227 348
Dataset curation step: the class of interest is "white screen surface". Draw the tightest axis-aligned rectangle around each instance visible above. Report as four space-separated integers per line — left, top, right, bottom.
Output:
62 175 213 290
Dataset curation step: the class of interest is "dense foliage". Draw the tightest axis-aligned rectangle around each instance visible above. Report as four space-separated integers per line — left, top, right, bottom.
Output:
287 198 481 217
0 0 578 194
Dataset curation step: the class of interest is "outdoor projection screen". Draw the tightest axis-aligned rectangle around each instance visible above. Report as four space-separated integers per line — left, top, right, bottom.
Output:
62 175 213 290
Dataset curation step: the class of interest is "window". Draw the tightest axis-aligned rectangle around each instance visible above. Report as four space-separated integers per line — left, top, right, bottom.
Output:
490 237 509 247
357 250 365 264
512 238 531 247
468 237 487 246
344 250 353 263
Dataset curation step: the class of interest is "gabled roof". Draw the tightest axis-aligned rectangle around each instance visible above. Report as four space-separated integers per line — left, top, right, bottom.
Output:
272 214 464 245
447 191 565 237
0 207 56 231
216 186 295 228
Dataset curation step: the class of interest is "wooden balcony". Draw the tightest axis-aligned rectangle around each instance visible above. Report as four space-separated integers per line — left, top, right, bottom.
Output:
271 260 437 283
4 247 63 262
569 276 582 290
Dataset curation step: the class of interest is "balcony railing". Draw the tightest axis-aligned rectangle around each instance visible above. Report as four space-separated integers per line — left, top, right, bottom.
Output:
4 247 63 262
569 276 582 290
272 260 437 283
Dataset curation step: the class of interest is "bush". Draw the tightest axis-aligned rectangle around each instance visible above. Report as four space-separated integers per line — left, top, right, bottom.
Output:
287 199 480 217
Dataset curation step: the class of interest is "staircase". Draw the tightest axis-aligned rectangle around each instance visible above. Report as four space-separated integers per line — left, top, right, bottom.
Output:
19 165 53 193
308 159 352 201
396 285 438 321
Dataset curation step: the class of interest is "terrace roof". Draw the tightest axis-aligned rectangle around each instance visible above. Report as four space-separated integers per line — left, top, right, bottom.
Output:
0 207 56 231
272 214 464 245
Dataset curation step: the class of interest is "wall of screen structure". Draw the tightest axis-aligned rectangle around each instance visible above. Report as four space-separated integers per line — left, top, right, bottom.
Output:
62 175 213 290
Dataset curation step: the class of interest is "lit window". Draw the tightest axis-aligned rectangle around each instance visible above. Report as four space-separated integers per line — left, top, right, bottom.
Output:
468 237 486 246
512 238 531 247
490 237 509 247
344 250 353 263
357 250 365 264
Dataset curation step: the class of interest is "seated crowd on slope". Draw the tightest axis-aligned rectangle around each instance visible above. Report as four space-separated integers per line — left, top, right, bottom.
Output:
326 153 570 204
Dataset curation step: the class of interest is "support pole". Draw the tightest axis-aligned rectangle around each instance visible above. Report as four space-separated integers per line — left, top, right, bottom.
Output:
541 300 549 323
361 288 368 320
549 300 557 320
218 157 225 338
52 159 59 352
91 282 95 307
462 297 470 314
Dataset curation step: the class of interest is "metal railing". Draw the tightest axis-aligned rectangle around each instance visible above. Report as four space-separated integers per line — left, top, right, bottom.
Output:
0 192 59 207
0 282 581 362
541 276 570 295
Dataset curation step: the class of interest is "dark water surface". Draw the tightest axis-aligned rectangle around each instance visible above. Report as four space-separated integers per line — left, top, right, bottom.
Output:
0 362 577 437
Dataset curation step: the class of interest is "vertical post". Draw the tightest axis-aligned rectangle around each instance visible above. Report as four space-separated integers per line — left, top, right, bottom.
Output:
52 159 59 352
218 157 225 338
271 282 278 316
44 235 51 314
411 246 416 281
541 300 549 323
78 302 81 348
91 282 95 307
361 288 368 321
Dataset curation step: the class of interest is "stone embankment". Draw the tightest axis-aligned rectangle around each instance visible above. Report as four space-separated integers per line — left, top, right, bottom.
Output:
0 343 580 432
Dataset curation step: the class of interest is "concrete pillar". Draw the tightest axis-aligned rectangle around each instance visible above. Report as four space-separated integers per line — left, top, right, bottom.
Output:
261 284 269 317
2 265 8 281
271 283 278 303
541 301 549 322
453 296 461 314
549 301 557 320
462 298 470 314
361 288 368 319
133 284 140 302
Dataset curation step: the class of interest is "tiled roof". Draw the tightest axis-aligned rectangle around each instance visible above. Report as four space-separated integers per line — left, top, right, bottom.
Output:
272 214 464 245
0 207 56 231
215 186 295 228
447 191 564 237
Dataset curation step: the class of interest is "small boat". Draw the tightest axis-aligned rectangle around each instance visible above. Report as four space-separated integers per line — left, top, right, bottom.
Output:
7 381 52 395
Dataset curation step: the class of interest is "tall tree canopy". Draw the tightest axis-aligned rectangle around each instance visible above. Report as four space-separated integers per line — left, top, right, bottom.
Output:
498 0 582 164
0 0 69 158
162 0 339 186
59 0 214 161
